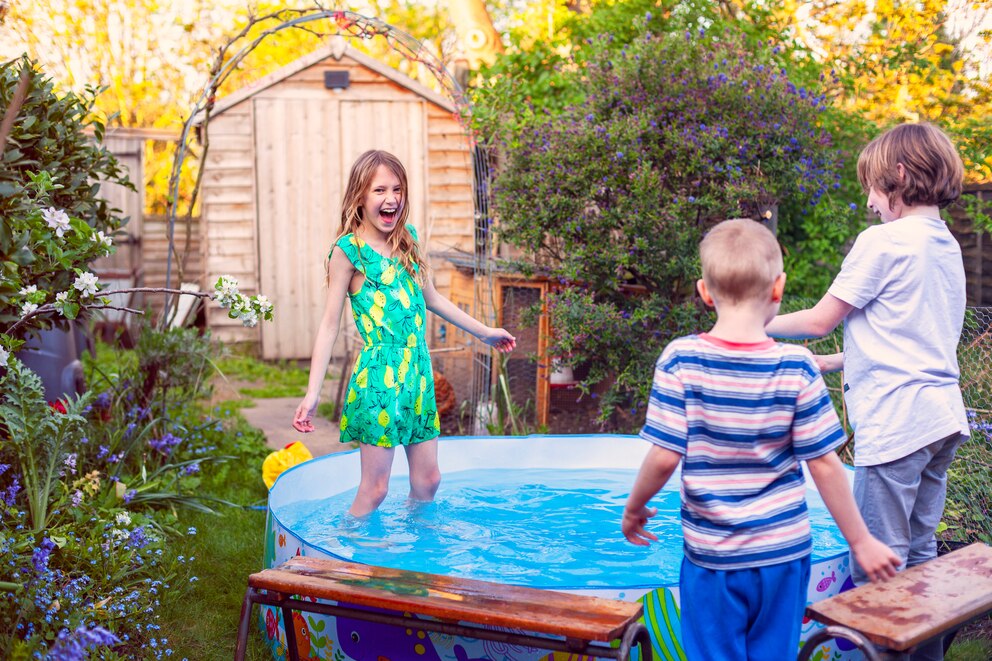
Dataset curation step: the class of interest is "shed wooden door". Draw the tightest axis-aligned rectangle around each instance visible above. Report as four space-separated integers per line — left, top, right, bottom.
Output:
255 97 427 360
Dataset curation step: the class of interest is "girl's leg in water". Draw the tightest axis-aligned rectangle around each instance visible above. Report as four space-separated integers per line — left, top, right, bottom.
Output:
404 439 441 503
350 444 395 517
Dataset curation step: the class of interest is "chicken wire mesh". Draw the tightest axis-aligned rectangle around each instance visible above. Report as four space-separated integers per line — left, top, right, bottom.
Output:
949 307 992 545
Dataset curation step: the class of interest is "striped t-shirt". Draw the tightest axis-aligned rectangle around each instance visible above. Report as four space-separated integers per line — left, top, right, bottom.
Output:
640 333 845 571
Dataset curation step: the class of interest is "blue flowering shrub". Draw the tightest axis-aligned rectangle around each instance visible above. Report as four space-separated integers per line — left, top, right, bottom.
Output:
492 25 862 427
0 326 254 658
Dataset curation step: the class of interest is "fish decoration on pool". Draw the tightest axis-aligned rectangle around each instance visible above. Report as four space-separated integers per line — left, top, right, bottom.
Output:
335 605 471 661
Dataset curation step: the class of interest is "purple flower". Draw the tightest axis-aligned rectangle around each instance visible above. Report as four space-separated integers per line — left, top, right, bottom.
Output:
128 526 151 549
32 537 56 572
2 476 21 507
180 463 200 477
149 433 181 456
50 624 120 660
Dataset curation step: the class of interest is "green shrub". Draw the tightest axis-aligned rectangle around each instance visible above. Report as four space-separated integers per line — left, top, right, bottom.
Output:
493 25 859 425
0 57 130 349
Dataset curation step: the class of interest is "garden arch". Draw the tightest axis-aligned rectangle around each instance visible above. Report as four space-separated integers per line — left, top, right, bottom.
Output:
165 8 496 411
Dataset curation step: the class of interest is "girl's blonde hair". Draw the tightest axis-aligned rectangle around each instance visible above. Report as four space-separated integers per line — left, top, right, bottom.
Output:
857 122 963 210
336 149 427 283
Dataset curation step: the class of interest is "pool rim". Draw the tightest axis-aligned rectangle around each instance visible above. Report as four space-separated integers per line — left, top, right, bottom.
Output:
267 433 851 592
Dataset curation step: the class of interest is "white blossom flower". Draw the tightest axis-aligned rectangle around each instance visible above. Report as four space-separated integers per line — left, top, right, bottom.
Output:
42 207 71 238
21 302 38 317
0 346 8 368
19 284 37 296
95 230 113 250
115 511 131 526
240 307 259 327
213 275 240 308
232 293 251 314
211 275 274 325
54 291 70 315
254 295 273 314
73 272 100 298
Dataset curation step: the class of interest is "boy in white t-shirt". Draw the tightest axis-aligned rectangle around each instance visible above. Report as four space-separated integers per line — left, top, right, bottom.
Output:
766 123 970 661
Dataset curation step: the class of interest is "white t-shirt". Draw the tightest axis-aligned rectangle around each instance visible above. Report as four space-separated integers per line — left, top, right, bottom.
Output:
828 215 970 466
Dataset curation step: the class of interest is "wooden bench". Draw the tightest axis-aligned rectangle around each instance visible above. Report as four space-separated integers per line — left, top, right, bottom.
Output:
234 555 653 661
798 542 992 661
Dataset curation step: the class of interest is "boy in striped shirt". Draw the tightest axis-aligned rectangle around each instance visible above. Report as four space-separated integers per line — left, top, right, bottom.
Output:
622 219 899 660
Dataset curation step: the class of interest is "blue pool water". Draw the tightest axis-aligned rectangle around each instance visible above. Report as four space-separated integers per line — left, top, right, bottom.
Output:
275 467 849 589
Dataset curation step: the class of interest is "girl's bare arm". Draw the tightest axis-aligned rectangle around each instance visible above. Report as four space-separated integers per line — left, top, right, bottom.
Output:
293 247 354 431
421 278 516 352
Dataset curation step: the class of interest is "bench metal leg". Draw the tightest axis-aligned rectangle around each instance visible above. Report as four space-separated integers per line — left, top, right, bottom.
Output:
234 587 259 661
797 626 883 661
282 602 301 661
617 621 653 661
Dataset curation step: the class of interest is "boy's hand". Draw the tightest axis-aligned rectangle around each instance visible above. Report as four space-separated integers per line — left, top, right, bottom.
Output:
622 506 659 546
850 536 901 582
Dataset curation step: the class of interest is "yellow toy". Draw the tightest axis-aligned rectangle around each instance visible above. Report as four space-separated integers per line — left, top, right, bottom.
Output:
262 441 313 489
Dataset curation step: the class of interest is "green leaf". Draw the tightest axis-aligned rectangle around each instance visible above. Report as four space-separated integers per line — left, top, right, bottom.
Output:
12 247 36 266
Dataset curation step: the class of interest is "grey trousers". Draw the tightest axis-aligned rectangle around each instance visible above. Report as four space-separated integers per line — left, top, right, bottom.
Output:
851 432 966 661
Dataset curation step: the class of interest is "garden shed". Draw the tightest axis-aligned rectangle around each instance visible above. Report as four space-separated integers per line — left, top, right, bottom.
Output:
194 38 477 367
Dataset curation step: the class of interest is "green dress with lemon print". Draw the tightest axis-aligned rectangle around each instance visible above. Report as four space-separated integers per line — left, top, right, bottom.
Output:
335 226 440 448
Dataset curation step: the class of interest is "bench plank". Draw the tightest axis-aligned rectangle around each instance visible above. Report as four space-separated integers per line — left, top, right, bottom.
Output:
249 556 644 642
805 542 992 651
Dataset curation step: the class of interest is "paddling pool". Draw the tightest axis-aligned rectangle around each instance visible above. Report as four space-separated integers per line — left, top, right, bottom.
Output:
259 435 857 660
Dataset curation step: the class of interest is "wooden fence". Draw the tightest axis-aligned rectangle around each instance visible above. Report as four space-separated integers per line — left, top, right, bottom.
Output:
949 183 992 306
91 214 203 325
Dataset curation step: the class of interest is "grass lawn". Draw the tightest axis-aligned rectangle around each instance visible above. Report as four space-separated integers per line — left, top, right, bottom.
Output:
949 639 992 661
158 401 272 660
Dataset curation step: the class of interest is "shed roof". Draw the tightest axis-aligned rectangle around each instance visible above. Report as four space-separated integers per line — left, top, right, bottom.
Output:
193 37 457 124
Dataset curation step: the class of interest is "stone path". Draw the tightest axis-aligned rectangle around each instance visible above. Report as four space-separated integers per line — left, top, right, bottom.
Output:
211 376 355 458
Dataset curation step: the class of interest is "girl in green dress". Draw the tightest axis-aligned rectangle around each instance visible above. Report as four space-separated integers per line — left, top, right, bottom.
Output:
293 150 516 517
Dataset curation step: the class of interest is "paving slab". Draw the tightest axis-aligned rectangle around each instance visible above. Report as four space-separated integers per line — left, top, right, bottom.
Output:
210 375 355 458
239 396 355 457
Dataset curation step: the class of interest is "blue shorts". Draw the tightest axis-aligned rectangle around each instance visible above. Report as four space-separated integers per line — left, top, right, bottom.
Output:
680 555 811 661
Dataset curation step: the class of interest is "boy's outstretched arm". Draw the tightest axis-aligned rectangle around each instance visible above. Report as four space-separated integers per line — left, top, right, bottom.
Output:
805 452 901 582
622 445 682 546
814 352 844 374
766 293 853 339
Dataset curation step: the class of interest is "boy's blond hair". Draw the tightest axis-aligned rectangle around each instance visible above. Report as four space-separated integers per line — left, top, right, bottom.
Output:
857 122 963 211
699 219 783 303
